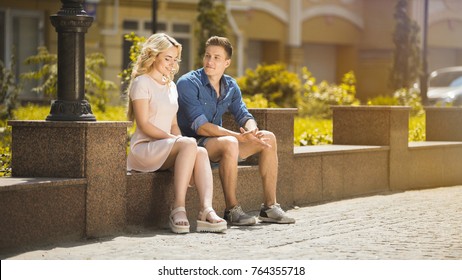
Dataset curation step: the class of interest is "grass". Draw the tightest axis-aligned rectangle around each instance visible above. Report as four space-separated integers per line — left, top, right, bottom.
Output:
8 104 426 146
294 113 426 146
294 117 333 145
12 103 128 121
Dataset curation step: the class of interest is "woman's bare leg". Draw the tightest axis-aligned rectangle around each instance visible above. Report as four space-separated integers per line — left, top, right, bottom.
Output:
193 147 224 223
161 137 197 225
193 147 213 208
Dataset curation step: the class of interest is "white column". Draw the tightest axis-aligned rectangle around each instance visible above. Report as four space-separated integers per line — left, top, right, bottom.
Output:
225 0 244 76
289 0 302 47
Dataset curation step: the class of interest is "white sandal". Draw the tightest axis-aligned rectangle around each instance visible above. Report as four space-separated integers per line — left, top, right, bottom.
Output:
169 206 190 234
196 207 227 233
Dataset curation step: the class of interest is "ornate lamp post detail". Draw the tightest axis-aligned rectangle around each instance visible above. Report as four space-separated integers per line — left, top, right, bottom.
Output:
47 0 96 121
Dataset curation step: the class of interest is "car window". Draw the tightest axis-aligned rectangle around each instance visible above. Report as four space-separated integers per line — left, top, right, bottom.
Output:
450 76 462 87
430 71 462 87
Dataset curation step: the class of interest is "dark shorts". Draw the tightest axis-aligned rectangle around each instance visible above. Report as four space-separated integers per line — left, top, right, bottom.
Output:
197 136 210 148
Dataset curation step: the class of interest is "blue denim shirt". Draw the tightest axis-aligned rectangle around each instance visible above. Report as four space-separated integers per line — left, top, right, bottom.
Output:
176 68 255 138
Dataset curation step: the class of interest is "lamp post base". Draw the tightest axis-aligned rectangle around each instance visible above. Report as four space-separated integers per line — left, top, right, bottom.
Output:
46 100 96 121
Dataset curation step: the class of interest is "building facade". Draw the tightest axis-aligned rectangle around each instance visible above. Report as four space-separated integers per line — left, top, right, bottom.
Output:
1 0 462 102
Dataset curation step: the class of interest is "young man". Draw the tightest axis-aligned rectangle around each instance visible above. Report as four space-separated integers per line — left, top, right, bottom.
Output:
176 36 295 225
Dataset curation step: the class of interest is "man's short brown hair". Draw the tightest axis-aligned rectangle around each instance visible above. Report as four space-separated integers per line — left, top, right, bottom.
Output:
205 36 233 59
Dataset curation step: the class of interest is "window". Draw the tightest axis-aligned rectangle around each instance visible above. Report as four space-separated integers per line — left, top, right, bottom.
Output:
172 23 190 33
1 9 44 101
144 21 166 32
122 20 138 30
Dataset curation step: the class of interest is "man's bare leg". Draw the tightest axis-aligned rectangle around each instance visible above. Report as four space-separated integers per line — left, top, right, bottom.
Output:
205 136 257 225
239 130 278 206
240 130 295 224
203 136 239 209
258 131 278 206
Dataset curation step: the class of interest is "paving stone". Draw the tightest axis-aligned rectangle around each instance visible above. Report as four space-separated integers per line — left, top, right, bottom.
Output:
2 186 462 260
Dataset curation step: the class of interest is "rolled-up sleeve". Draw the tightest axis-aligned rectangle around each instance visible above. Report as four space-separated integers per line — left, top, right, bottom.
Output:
191 114 209 132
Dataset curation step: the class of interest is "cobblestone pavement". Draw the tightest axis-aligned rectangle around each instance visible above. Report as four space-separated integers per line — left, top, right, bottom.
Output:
2 186 462 260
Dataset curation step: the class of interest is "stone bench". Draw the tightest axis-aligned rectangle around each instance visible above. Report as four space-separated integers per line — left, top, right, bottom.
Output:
126 165 261 230
0 177 87 250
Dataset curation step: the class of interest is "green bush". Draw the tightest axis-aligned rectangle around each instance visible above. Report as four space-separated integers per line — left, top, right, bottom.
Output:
0 118 11 176
195 0 228 68
1 55 21 120
11 103 49 120
298 68 360 118
367 87 424 117
409 113 425 142
21 46 116 112
237 63 301 108
237 64 360 119
1 54 20 176
0 145 11 177
367 95 400 106
393 87 423 116
119 33 146 93
242 93 269 108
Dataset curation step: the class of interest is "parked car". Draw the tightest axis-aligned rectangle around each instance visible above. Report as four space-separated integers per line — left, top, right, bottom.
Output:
427 66 462 106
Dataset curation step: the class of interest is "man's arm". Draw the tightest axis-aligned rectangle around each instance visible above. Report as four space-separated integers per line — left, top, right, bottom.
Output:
197 119 270 148
197 122 241 139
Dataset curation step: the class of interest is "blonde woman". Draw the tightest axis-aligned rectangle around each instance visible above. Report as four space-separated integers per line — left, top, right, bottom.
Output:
127 33 226 233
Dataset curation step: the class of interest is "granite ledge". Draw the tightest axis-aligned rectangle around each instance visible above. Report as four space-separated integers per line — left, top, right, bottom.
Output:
424 107 462 112
331 105 411 111
409 141 462 150
248 108 298 114
0 177 87 191
294 145 389 157
126 165 259 177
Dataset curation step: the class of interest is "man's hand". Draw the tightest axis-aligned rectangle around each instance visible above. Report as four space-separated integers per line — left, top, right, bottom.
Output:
239 127 271 148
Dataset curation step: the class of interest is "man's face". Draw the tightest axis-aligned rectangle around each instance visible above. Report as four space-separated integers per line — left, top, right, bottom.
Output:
203 45 230 77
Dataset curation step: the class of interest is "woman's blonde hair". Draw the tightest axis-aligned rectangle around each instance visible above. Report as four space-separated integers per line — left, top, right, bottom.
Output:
127 33 182 121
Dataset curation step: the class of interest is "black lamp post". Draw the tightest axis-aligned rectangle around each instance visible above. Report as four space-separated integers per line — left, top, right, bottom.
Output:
152 0 158 34
47 0 96 121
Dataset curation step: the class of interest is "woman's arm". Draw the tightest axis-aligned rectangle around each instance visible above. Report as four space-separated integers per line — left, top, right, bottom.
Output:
170 115 182 136
132 99 178 139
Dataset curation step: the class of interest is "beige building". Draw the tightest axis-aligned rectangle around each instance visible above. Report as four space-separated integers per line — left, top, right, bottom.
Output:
1 0 462 102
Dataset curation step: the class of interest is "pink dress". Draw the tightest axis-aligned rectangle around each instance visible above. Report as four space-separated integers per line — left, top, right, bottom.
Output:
127 74 179 172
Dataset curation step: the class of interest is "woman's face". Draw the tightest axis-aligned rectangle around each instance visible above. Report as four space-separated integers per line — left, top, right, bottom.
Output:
154 46 180 77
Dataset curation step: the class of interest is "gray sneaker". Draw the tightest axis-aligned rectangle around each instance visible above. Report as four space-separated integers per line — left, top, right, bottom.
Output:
259 203 295 224
224 205 257 226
